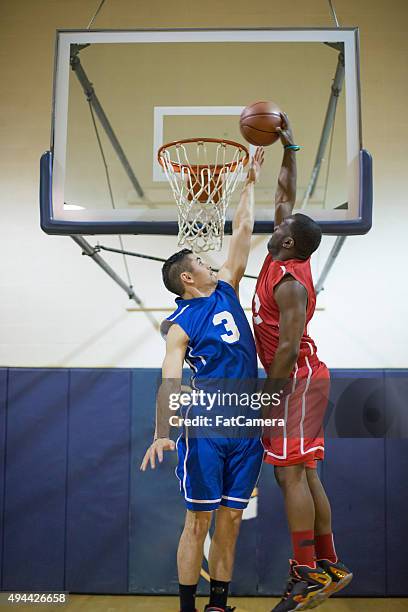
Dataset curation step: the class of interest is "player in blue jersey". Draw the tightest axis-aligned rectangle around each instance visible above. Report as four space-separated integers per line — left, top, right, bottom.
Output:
141 147 265 612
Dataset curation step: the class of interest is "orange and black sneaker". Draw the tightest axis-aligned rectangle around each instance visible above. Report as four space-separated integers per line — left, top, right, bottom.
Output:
316 559 353 598
271 560 332 611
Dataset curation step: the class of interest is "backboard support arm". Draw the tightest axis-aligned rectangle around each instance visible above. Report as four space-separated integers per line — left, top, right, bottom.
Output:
70 234 141 304
315 235 347 295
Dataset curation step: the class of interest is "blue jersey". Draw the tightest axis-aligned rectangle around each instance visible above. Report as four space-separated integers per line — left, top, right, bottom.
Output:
161 281 257 382
162 281 265 514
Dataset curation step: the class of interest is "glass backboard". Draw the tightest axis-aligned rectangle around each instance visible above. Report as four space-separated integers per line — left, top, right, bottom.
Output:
40 29 372 237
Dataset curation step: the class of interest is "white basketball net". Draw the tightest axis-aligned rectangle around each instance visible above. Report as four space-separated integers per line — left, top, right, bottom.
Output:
159 139 248 252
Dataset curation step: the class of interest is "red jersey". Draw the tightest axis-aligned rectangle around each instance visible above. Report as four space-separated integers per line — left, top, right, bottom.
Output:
252 254 319 373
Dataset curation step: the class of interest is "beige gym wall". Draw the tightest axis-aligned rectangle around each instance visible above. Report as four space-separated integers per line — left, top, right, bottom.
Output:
0 0 407 367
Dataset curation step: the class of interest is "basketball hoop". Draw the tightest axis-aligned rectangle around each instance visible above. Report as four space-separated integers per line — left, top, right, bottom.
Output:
158 138 249 252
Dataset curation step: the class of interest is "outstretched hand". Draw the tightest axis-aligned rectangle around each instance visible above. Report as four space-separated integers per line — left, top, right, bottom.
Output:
140 437 176 471
246 146 264 184
276 112 295 148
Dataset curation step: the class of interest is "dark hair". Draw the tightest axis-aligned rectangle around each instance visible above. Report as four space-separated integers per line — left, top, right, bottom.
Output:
289 213 322 259
162 249 193 296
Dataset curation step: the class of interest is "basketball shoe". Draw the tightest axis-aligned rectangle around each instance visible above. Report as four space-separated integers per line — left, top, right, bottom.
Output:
271 560 332 611
316 559 353 597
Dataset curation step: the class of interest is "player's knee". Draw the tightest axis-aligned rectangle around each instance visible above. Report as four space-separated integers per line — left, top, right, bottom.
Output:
216 507 243 536
274 464 305 489
183 510 212 541
305 466 320 484
229 510 243 533
274 466 287 488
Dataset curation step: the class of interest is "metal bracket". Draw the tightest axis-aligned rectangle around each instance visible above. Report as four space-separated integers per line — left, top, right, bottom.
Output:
315 235 347 295
70 235 141 304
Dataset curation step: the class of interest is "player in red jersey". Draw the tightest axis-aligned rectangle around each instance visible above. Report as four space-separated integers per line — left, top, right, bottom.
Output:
253 115 353 611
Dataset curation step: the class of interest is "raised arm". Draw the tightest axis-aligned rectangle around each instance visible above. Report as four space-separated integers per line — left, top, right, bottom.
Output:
140 323 189 470
274 113 298 226
218 147 264 291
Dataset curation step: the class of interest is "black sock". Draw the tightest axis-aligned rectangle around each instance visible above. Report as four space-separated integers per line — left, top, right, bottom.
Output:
209 578 230 609
179 583 197 612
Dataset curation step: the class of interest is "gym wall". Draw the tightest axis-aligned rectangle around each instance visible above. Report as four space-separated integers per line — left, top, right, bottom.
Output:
0 0 407 369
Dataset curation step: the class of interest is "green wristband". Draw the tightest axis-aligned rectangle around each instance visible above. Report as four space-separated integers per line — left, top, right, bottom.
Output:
284 144 301 151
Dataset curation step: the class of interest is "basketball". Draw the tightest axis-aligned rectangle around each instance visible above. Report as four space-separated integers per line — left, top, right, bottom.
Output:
239 100 283 146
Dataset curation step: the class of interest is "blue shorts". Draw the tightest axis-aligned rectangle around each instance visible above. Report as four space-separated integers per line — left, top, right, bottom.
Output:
175 435 264 512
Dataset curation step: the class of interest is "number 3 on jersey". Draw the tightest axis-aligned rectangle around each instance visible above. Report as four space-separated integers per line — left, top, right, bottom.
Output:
213 311 240 344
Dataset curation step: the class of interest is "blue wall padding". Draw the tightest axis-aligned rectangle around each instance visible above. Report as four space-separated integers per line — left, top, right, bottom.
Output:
385 371 408 594
0 367 408 596
0 369 8 584
2 369 68 591
386 439 408 596
65 370 131 593
323 370 387 595
325 370 386 438
323 439 386 596
384 370 408 439
257 464 291 594
129 370 184 594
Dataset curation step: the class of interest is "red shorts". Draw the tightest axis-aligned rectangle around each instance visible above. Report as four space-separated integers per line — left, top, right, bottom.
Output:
262 356 330 469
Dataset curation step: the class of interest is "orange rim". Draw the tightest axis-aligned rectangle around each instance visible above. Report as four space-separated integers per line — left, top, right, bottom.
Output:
157 137 249 174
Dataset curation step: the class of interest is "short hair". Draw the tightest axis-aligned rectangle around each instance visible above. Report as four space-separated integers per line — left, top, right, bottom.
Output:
162 249 193 296
289 213 322 259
